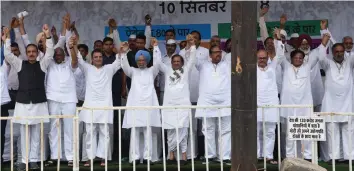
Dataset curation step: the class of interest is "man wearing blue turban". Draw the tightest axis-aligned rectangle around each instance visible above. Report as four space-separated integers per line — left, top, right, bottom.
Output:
121 38 161 165
135 50 151 68
126 34 154 90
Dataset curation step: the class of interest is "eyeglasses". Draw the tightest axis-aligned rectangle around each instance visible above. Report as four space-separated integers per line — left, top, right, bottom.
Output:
211 50 222 54
258 57 268 60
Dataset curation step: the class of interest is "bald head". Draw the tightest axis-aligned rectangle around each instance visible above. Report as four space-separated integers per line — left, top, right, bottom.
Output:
343 36 353 51
54 47 65 64
210 35 221 47
342 36 352 42
257 49 269 68
257 49 268 57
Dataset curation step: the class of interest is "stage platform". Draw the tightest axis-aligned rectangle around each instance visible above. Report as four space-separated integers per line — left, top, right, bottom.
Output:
1 161 351 171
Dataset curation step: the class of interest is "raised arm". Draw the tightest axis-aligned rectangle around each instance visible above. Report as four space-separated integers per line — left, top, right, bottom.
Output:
3 27 22 72
184 34 197 71
279 14 287 30
272 30 288 68
121 48 134 78
69 35 89 73
10 17 26 60
53 17 67 49
40 24 55 72
317 33 331 70
13 28 27 60
152 42 167 73
144 15 152 50
151 37 161 77
259 7 269 46
107 42 129 74
16 17 30 48
51 26 59 45
107 18 121 51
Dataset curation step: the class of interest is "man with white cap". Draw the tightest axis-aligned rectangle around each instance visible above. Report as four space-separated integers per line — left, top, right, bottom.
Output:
128 34 137 52
158 39 177 104
289 33 299 50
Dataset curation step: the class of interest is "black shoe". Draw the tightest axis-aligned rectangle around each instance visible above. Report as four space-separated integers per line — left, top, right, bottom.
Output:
29 162 39 170
304 159 312 162
342 160 354 165
166 159 176 165
327 159 339 165
130 160 140 166
143 159 154 165
16 163 26 171
179 160 188 165
44 160 56 167
224 160 231 165
202 158 216 164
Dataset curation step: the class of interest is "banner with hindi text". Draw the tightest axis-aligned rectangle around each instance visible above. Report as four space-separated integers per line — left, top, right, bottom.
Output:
218 20 325 39
104 24 211 41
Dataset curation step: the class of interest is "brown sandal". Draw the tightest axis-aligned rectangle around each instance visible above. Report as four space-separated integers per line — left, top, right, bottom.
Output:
68 161 73 167
100 160 106 167
266 159 278 165
84 161 90 167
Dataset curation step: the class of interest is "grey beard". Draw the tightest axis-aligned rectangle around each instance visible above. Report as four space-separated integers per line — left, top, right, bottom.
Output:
300 48 310 55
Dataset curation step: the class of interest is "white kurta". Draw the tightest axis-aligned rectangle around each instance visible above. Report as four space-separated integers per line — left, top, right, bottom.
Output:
158 46 197 129
195 57 231 118
306 49 324 106
1 63 11 105
73 67 86 101
318 44 354 122
77 52 121 124
3 38 54 124
257 64 279 122
46 57 77 103
287 48 325 107
275 40 318 119
179 46 209 103
122 46 161 128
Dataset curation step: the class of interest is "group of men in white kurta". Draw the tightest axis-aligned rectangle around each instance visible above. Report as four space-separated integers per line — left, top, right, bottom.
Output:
257 8 354 165
0 13 232 170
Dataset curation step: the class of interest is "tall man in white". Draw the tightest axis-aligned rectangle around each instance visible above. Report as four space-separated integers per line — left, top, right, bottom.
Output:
296 33 324 112
3 25 54 170
179 30 209 160
256 49 279 165
45 23 77 166
318 22 354 164
157 35 196 164
121 38 161 165
69 35 125 167
195 44 231 164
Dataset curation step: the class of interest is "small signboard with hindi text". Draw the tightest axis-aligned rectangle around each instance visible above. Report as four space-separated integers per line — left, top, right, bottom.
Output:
287 116 326 141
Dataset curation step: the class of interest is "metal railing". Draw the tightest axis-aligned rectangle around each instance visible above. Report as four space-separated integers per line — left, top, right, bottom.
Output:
0 115 79 171
76 105 231 171
258 104 354 171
